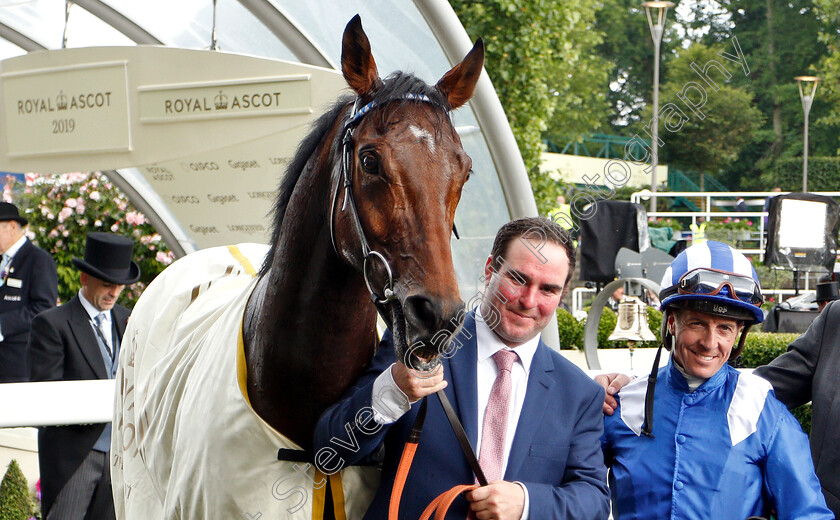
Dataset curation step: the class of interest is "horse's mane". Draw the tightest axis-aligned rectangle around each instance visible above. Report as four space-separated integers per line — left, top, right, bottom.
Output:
261 71 450 275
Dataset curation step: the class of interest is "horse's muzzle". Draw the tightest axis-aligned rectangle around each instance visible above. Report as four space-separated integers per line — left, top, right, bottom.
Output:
397 294 465 370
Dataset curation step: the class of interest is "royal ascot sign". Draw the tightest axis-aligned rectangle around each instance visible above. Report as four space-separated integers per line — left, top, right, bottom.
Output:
0 47 347 250
3 61 130 157
138 76 312 122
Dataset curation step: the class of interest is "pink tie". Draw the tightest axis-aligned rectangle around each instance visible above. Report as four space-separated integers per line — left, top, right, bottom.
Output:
478 349 518 483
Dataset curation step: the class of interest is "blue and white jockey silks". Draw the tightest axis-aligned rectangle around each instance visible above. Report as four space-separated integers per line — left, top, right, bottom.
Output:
111 244 378 520
603 358 832 520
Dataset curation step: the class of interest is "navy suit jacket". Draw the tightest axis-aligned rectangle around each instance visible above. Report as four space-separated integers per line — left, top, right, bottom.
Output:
0 238 58 382
315 312 609 519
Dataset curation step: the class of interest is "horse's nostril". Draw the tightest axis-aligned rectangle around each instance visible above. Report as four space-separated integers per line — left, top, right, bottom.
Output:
404 295 439 333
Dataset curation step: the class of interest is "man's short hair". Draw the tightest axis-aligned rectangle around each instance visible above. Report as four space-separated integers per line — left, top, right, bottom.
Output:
489 217 576 288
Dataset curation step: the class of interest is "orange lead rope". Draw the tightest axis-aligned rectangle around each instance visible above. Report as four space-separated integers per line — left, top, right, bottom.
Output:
388 390 488 520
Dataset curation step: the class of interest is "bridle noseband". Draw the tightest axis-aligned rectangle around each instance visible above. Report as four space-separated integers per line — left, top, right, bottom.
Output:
329 93 436 308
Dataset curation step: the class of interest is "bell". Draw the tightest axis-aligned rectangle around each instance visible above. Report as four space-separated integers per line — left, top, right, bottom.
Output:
608 296 657 344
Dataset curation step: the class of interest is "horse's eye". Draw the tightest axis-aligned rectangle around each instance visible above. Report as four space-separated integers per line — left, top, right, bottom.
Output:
466 168 474 182
360 153 380 174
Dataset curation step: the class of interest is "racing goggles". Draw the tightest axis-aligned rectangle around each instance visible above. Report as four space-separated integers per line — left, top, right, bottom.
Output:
677 268 763 306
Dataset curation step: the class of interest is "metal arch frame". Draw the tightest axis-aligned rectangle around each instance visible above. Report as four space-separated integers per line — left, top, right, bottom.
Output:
583 278 662 369
105 169 196 257
412 0 554 347
0 21 46 52
71 0 163 45
236 0 334 68
412 0 537 219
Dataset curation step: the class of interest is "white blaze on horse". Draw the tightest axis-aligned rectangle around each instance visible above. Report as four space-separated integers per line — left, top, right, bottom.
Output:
111 15 484 520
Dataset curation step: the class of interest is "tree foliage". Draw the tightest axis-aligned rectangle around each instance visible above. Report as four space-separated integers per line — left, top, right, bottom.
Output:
646 43 765 175
5 172 174 307
687 0 839 187
451 0 610 173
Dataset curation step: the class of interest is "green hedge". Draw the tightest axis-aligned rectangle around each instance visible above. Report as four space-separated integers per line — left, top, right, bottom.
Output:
773 156 840 191
557 307 662 350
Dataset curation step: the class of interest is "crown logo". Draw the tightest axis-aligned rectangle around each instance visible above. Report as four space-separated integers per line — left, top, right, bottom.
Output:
56 91 68 110
214 90 228 110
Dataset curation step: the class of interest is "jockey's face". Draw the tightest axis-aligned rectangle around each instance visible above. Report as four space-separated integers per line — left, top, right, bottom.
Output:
669 309 741 380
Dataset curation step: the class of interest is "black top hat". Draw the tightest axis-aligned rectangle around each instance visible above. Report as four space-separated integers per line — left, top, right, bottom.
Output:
815 281 840 303
0 202 28 226
72 232 141 285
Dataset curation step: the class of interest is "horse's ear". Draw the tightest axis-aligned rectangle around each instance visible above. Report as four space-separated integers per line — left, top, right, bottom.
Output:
436 38 485 110
341 15 382 97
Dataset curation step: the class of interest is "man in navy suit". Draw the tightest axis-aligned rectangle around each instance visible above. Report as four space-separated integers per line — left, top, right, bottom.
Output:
315 217 609 519
0 202 58 382
29 232 140 519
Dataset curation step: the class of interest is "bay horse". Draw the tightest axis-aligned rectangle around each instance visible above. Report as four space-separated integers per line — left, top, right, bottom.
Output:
112 15 484 520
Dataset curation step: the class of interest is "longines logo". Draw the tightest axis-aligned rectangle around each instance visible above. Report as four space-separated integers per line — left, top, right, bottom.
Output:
247 191 274 200
227 224 265 235
163 89 283 114
17 90 113 114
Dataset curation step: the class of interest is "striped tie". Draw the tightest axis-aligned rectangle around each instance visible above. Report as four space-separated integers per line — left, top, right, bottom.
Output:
93 313 113 360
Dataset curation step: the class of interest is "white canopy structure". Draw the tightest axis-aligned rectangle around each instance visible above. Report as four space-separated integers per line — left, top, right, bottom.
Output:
0 0 537 304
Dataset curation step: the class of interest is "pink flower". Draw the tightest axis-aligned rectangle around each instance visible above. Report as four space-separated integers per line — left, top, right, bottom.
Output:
57 207 73 223
76 203 86 214
94 220 102 227
156 251 174 265
89 191 101 201
65 198 77 208
747 221 753 226
48 229 59 238
126 211 146 226
110 222 120 232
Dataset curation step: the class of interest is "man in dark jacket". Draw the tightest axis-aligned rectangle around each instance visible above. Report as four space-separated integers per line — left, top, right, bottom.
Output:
29 232 141 519
0 202 58 382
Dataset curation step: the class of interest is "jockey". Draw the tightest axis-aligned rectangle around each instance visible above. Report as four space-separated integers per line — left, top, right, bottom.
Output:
601 241 832 519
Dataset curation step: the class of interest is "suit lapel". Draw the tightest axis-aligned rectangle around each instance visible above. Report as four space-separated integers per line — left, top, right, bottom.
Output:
68 297 108 379
504 340 555 480
447 312 480 446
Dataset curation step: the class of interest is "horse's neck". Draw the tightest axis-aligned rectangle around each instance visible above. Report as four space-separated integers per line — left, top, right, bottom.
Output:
245 155 378 448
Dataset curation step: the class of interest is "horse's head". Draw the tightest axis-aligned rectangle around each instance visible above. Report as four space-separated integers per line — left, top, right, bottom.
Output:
332 16 484 370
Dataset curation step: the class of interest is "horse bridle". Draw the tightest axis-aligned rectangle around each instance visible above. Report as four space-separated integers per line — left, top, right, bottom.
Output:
328 93 435 312
326 94 490 518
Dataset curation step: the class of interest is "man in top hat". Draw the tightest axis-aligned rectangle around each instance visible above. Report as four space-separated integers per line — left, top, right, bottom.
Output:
815 280 839 312
29 232 141 520
0 201 58 382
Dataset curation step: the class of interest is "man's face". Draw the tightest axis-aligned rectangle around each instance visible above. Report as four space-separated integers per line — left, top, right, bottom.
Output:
81 273 125 311
481 237 569 347
0 221 20 253
669 309 741 379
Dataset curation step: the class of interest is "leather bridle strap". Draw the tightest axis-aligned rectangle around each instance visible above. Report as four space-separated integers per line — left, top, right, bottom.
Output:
388 389 487 520
436 389 488 486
